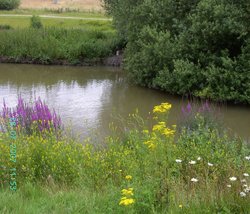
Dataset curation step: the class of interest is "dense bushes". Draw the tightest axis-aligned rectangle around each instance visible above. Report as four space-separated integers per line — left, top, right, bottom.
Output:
104 0 250 103
0 0 20 10
0 27 121 64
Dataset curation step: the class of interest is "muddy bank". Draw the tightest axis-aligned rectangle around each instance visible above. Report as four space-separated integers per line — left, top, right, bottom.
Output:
0 54 123 67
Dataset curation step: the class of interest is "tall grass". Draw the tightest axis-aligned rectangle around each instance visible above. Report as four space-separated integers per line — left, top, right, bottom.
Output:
0 27 121 64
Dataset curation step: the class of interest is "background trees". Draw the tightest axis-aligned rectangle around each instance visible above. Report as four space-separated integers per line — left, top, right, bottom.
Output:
103 0 250 103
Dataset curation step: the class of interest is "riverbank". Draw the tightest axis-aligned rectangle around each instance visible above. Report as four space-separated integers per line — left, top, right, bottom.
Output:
0 99 249 213
0 54 123 67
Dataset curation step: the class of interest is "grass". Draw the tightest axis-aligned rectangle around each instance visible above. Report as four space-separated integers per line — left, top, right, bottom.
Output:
0 101 249 213
0 16 112 30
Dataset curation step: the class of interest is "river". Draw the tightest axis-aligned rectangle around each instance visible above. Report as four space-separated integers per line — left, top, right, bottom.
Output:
0 63 249 142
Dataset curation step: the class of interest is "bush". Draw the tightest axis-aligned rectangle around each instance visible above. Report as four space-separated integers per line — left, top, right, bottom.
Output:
0 0 20 10
104 0 250 104
30 15 43 29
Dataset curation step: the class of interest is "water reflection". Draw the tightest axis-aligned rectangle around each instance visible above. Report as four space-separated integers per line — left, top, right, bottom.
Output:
0 63 249 141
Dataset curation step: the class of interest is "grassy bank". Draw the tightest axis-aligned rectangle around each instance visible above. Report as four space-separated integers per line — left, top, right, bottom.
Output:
0 98 249 213
0 9 119 65
0 26 121 65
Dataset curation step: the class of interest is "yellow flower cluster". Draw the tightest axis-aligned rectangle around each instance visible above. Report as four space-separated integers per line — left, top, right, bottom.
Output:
125 175 132 180
119 188 135 206
152 122 166 131
153 102 172 113
144 140 156 150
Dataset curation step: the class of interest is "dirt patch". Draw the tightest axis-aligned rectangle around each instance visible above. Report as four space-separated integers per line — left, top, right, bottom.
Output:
20 0 103 11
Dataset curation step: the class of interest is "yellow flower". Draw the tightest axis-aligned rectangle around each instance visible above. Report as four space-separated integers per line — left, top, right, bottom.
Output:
153 102 172 113
179 204 183 208
148 143 156 150
162 128 175 136
122 188 134 196
125 175 132 180
142 130 149 134
119 197 135 206
152 122 166 131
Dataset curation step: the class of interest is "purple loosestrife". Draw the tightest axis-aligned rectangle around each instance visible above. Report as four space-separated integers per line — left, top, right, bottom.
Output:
1 96 62 135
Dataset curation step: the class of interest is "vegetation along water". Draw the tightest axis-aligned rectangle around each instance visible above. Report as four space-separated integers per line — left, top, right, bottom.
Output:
0 0 249 213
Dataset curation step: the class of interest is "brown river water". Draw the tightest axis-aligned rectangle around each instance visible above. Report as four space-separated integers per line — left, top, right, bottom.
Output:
0 63 249 142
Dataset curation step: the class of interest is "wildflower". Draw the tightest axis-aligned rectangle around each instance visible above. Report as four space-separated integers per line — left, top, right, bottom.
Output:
152 122 166 131
240 192 246 197
229 177 237 181
122 188 134 196
197 157 201 161
241 179 246 183
245 156 250 160
227 184 232 188
243 173 249 177
244 187 250 193
243 184 248 188
189 160 196 165
179 204 183 208
153 103 172 114
191 178 198 182
119 198 135 206
125 175 132 180
175 159 182 163
142 130 149 134
148 143 156 150
162 128 175 136
208 162 213 167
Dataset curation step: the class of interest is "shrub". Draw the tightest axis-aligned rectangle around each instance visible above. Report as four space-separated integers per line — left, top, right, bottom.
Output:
30 15 43 29
0 0 20 10
104 0 250 104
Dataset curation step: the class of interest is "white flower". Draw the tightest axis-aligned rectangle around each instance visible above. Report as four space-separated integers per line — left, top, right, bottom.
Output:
189 160 196 165
175 159 182 163
240 192 246 197
244 187 250 193
227 184 231 188
197 157 201 161
243 184 248 188
241 179 246 183
245 156 250 160
229 177 237 181
208 162 213 167
243 173 249 177
191 178 198 182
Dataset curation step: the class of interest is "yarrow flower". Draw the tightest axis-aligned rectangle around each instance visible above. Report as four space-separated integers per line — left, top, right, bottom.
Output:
229 177 237 181
208 162 213 167
241 179 246 183
191 178 198 182
240 192 246 197
244 187 250 193
189 160 196 165
245 156 250 160
243 173 249 177
175 159 182 163
197 157 201 161
227 184 232 188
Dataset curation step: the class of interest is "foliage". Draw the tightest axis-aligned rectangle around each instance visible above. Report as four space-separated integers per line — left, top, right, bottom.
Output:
104 0 250 103
0 100 249 212
0 24 12 30
30 15 43 29
0 0 20 10
0 27 122 63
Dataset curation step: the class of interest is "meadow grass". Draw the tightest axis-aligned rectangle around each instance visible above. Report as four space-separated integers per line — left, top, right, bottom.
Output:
0 100 249 213
0 16 112 30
